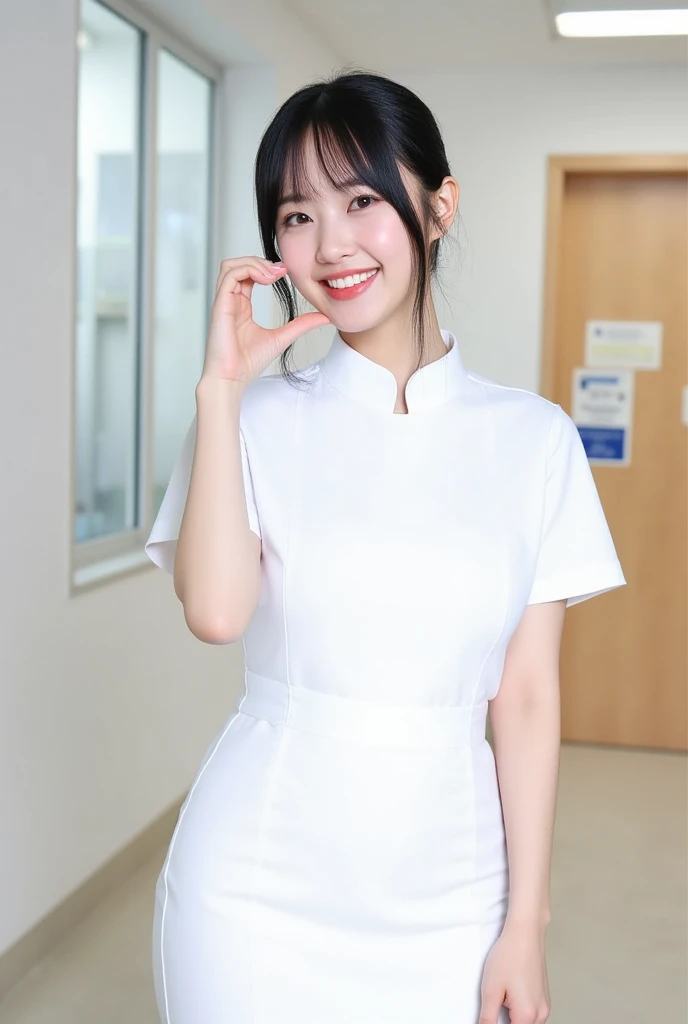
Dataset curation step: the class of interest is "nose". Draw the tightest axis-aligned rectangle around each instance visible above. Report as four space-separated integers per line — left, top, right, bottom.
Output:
315 213 356 267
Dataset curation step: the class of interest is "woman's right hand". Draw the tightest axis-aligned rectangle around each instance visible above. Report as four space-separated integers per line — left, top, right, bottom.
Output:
200 256 331 387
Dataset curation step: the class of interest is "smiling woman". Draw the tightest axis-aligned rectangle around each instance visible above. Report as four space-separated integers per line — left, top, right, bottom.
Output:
253 72 458 386
145 68 626 1024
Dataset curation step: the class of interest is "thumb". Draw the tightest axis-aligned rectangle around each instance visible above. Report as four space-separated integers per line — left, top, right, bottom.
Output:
272 312 332 351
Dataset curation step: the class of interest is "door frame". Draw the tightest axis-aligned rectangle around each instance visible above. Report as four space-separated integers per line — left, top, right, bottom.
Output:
539 152 688 399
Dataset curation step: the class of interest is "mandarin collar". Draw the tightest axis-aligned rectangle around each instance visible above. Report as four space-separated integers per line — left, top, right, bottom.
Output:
318 329 467 415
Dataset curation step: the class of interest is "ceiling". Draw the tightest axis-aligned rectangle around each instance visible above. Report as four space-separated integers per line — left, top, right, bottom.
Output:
283 0 688 72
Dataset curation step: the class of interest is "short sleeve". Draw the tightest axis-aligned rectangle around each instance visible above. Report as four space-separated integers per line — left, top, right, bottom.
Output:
526 404 626 608
145 415 262 575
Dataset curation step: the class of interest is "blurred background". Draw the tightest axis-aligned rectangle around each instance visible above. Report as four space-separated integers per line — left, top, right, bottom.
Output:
0 0 685 1020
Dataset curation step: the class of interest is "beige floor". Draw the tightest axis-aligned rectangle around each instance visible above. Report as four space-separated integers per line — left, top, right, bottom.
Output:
0 743 685 1024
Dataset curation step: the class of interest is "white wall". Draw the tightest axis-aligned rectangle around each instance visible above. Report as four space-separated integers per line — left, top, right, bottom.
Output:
0 0 337 959
0 0 685 961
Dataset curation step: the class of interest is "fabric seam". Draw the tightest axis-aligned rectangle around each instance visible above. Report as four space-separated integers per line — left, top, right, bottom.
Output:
465 372 559 407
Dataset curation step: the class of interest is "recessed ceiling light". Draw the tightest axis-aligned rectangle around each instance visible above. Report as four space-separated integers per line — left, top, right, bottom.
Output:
549 1 688 37
556 8 688 36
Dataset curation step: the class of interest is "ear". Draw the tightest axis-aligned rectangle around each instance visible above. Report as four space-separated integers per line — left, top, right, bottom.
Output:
430 176 460 241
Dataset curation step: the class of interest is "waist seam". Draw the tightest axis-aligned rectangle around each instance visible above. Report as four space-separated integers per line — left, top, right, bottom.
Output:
240 671 487 750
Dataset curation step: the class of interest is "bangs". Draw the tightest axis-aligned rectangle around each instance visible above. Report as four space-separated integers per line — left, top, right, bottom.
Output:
275 115 402 213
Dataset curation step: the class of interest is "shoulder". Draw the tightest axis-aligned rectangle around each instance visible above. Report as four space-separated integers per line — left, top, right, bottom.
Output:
240 366 316 415
465 369 557 417
464 369 564 442
239 364 319 436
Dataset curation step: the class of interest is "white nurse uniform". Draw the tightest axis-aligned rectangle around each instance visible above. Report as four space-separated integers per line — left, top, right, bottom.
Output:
145 328 626 1024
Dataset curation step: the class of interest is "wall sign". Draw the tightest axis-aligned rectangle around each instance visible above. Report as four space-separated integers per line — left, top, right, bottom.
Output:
572 368 634 466
585 320 662 370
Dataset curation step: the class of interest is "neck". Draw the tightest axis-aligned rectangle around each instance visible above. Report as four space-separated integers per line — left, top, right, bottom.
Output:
337 300 447 393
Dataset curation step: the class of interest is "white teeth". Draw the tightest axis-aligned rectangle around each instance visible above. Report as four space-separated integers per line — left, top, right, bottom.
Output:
325 269 377 289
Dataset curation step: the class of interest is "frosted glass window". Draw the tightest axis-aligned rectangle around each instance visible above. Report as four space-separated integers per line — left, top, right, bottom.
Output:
75 0 142 542
73 1 216 566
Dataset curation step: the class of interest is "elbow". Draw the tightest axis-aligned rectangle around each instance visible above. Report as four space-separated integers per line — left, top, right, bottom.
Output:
181 605 241 645
181 595 259 645
175 566 261 644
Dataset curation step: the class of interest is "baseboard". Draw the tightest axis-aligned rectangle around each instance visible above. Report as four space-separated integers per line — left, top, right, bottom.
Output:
0 796 182 1001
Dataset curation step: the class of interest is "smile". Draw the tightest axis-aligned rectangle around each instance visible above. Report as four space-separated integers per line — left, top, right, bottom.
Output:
320 268 379 301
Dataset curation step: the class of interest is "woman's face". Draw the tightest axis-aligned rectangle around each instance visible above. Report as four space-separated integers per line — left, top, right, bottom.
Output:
274 139 422 335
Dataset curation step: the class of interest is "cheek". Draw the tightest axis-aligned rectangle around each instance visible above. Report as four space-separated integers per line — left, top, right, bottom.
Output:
360 210 412 276
276 231 311 272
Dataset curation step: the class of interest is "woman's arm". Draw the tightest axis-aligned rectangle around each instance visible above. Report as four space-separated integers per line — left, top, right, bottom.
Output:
488 599 567 931
174 377 262 644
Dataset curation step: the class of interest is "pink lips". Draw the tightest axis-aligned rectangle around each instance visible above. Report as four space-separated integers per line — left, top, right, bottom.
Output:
320 269 379 301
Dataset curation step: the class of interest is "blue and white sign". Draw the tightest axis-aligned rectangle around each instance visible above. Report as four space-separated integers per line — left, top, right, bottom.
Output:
571 368 634 467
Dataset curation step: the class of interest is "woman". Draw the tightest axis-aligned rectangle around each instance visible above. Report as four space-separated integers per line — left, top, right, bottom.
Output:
145 70 626 1024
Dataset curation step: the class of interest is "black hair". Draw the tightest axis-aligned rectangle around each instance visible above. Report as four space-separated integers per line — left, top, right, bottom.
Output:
253 68 460 388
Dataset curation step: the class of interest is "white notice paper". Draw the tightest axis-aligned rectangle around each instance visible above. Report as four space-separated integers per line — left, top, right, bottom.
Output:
585 320 662 370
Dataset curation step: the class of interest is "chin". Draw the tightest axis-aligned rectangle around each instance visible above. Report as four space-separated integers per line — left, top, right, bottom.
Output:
300 303 380 336
333 306 404 336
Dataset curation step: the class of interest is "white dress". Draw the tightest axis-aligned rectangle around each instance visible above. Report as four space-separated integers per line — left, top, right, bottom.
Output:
145 328 626 1024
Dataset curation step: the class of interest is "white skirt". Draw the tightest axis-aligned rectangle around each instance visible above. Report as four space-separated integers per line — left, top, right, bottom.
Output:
152 671 510 1023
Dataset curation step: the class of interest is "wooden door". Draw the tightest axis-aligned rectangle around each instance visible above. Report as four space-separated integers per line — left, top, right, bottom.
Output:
542 156 687 752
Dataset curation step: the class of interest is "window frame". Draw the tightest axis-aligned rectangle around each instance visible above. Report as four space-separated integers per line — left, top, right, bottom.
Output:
70 0 223 594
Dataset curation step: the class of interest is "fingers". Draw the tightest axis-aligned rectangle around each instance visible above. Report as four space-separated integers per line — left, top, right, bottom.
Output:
216 255 283 282
478 996 503 1024
480 1001 547 1024
271 311 332 353
210 257 331 356
214 257 286 298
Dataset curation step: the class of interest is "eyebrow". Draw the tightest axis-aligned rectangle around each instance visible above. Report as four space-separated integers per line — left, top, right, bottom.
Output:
277 175 368 209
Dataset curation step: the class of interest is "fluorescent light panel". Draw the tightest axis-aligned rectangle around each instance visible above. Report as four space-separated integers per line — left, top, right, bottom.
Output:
556 8 688 36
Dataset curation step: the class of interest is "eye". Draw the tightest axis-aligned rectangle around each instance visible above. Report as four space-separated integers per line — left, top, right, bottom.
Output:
282 211 311 228
280 194 380 229
350 194 379 211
